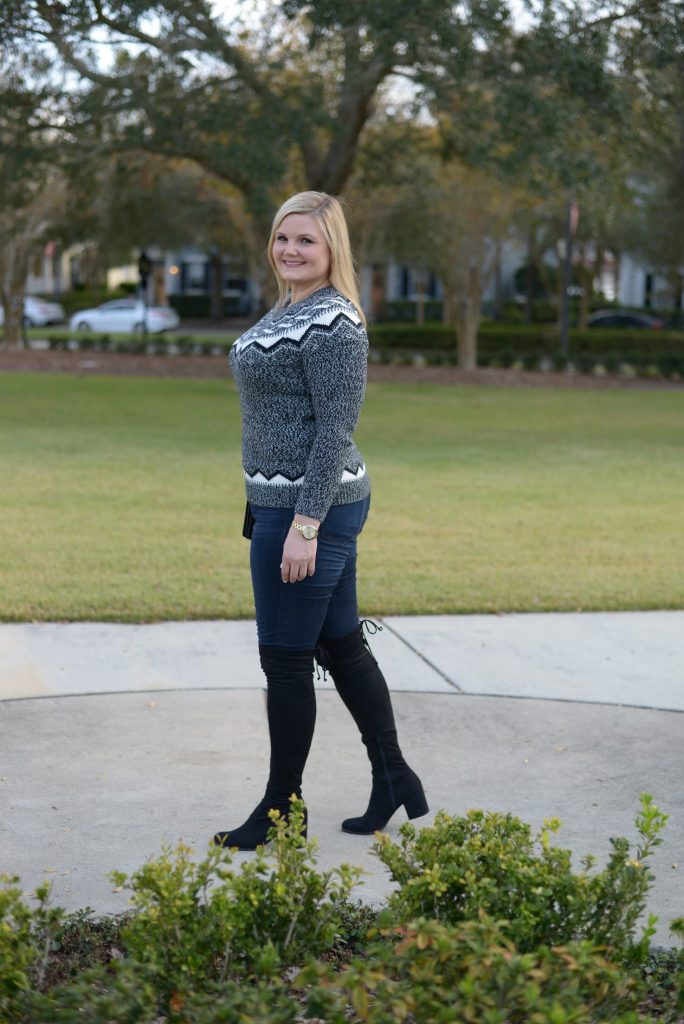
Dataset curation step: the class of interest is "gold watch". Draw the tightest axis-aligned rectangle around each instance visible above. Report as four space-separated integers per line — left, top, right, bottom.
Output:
292 521 319 540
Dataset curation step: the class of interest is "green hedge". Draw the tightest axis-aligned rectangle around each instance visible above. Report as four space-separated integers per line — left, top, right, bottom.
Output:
376 299 444 322
52 287 136 318
25 324 684 378
168 294 246 318
30 331 234 355
368 323 456 349
2 796 683 1023
367 323 684 376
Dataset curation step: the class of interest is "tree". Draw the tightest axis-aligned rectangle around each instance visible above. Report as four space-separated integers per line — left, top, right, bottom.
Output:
347 123 515 369
55 150 252 316
431 0 680 336
0 49 69 345
6 0 512 303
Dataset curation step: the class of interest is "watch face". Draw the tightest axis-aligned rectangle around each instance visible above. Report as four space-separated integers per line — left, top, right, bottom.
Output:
302 524 317 540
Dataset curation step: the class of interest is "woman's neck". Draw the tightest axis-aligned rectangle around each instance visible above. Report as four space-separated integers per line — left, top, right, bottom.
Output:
289 279 331 305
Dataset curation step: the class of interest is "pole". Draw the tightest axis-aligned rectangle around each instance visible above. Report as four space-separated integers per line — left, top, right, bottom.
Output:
560 197 579 358
138 250 151 344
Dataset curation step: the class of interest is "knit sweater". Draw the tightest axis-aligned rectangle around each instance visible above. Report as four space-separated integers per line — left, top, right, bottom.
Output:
229 284 371 522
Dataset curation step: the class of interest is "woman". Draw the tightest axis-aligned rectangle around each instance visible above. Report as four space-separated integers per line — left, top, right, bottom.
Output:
214 191 428 850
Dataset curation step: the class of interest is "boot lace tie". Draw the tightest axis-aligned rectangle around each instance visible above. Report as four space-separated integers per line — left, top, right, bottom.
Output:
314 619 383 681
360 618 384 657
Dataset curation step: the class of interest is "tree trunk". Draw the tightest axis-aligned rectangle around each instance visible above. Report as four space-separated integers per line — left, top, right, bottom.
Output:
415 267 427 326
0 240 29 347
613 250 622 304
668 270 683 309
577 243 591 330
1 285 25 347
456 263 481 371
209 250 223 322
492 238 503 321
240 217 274 316
525 227 535 324
593 242 604 305
456 311 478 370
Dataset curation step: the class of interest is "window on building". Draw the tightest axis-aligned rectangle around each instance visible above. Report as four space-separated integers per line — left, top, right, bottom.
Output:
182 261 208 292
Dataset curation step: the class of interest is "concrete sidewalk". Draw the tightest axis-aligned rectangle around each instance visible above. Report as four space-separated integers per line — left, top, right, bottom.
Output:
1 612 682 945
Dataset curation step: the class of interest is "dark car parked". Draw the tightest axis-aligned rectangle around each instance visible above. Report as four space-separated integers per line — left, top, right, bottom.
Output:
587 310 666 329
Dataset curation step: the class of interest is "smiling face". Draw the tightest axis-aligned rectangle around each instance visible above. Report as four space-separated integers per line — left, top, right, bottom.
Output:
271 213 331 301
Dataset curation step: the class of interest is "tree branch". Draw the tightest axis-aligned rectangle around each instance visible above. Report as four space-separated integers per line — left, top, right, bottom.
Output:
35 2 141 90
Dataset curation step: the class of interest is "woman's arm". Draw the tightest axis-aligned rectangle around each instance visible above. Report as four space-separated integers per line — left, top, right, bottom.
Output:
295 320 368 522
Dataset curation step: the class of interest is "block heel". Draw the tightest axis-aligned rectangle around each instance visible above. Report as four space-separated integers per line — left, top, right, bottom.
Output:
404 787 429 820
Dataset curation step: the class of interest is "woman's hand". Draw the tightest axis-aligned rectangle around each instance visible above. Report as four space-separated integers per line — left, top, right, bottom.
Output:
280 515 319 583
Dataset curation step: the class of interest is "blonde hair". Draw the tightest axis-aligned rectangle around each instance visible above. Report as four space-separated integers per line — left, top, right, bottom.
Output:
267 191 366 327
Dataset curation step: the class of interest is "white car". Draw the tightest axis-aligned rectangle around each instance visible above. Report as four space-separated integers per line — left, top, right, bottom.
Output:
0 295 66 326
69 299 180 334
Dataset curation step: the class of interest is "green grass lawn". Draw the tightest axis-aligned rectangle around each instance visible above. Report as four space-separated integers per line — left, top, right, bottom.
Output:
1 372 682 621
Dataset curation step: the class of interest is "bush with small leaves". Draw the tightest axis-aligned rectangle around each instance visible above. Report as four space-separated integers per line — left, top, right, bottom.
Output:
0 877 39 1020
169 977 300 1023
20 963 157 1024
0 875 65 1021
299 914 647 1024
373 793 667 960
112 799 362 1010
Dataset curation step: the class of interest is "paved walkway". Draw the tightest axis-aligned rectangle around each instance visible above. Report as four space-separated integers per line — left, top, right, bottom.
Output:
1 613 682 945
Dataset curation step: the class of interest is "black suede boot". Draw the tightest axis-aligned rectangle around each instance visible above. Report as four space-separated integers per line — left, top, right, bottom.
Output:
319 622 428 834
214 646 315 850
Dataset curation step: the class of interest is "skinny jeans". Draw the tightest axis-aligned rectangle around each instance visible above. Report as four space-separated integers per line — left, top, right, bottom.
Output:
250 494 371 650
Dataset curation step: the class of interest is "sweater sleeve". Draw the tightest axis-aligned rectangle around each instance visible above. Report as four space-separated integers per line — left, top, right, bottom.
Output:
295 318 368 521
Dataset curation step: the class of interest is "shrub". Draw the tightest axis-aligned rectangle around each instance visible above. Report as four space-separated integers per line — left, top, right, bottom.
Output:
57 287 133 317
167 294 247 318
375 299 445 323
372 793 667 960
0 875 67 1020
111 800 362 1008
37 905 133 990
369 323 456 349
368 322 684 378
0 877 41 1019
2 797 681 1022
20 963 157 1024
300 915 645 1024
637 937 684 1022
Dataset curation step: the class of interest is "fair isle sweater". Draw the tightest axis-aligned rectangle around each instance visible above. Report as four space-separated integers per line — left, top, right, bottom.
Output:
229 285 371 522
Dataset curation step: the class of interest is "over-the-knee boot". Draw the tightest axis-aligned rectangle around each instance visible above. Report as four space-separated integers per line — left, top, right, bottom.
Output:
319 623 428 834
214 646 316 850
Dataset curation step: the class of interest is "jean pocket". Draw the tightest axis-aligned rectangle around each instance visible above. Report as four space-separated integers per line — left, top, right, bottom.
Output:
322 496 370 542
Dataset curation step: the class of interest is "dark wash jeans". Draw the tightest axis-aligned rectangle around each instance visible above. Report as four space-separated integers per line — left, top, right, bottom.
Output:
249 494 371 649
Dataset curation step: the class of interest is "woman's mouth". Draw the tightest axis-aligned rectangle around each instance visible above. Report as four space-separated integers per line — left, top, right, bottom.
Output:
283 260 305 267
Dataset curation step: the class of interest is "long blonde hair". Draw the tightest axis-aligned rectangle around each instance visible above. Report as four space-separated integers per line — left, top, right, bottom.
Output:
267 191 366 327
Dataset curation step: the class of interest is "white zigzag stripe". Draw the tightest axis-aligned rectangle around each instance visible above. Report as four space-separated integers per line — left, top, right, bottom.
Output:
245 464 366 486
233 298 361 353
